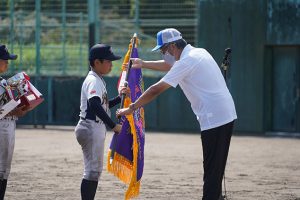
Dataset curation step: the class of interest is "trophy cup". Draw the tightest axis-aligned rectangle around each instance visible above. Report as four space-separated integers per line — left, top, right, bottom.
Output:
0 79 20 119
6 72 44 111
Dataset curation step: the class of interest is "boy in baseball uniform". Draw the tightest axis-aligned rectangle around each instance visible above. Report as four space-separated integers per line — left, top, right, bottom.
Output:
75 44 129 200
0 44 29 199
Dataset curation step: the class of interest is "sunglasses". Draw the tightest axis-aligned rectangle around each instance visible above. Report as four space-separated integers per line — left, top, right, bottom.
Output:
160 44 171 55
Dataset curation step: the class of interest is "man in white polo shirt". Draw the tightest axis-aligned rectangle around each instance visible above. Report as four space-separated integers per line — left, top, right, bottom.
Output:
117 28 237 200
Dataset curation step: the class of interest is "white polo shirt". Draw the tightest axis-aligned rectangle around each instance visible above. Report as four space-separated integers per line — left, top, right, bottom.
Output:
79 70 110 120
161 44 237 131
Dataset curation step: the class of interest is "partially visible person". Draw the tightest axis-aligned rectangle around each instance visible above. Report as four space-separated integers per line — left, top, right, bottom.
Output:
74 44 129 200
0 44 29 200
117 28 237 200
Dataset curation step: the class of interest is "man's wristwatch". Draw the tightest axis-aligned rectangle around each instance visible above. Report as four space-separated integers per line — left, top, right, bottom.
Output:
129 103 137 111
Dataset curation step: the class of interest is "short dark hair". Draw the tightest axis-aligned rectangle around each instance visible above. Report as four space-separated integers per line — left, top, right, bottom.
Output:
173 39 187 50
89 59 104 68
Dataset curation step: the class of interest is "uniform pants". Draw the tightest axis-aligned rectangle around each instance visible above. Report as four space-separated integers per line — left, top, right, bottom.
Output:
201 121 234 200
75 119 106 181
0 120 16 180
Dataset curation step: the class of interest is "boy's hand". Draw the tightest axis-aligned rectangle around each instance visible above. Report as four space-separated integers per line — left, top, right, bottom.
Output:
8 105 30 117
112 124 122 133
119 86 131 97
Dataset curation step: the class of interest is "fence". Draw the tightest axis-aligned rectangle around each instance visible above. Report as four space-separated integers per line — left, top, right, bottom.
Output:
0 0 198 77
2 0 300 133
0 0 200 130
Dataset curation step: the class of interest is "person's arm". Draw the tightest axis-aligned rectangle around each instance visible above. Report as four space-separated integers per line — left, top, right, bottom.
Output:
109 86 130 108
89 96 121 133
131 58 172 72
109 96 121 108
116 80 171 116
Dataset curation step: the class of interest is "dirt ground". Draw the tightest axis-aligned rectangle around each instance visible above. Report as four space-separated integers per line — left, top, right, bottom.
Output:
4 127 300 200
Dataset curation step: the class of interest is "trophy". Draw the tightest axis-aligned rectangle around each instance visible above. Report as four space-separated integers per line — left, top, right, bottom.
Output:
0 79 20 119
6 72 44 111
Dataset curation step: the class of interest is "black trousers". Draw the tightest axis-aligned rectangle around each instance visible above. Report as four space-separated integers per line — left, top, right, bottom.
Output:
201 121 234 200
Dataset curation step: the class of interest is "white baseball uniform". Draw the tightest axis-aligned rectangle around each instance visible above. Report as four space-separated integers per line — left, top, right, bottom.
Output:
75 70 109 181
0 118 16 180
0 78 17 181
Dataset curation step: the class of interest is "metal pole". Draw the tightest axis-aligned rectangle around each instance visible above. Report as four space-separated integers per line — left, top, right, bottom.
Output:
62 0 67 75
47 77 53 124
35 0 41 75
95 0 100 43
34 0 41 125
79 12 84 73
196 0 201 47
9 0 15 72
134 0 140 34
88 0 95 49
19 11 23 69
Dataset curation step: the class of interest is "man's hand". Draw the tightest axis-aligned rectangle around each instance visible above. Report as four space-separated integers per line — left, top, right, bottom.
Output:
122 58 144 70
112 124 122 133
131 58 143 69
116 107 134 118
8 105 30 117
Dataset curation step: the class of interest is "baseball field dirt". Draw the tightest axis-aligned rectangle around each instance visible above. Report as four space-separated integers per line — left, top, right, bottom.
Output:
5 127 300 200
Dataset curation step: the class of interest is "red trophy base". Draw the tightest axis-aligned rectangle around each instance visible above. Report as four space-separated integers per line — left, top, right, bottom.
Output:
17 80 44 111
19 93 44 111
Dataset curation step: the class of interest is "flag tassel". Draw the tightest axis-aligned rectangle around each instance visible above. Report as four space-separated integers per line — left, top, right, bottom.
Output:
107 151 133 184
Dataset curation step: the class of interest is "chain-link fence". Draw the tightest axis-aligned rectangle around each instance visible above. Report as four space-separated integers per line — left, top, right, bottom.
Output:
0 0 198 77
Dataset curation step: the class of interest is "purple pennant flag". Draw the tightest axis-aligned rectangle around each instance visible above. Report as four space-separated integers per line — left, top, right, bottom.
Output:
108 47 145 199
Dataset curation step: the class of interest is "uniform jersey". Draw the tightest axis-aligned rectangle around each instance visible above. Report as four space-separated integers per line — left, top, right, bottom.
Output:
79 70 110 122
75 69 114 182
161 44 237 131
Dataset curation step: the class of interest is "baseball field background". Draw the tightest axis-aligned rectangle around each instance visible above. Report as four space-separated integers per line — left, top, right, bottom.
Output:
7 128 300 199
0 1 300 199
1 0 299 134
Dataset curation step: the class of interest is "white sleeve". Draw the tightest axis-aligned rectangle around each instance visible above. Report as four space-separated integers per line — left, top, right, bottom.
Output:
86 78 103 101
161 60 194 88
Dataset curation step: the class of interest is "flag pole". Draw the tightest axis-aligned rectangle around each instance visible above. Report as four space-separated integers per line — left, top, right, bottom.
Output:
110 33 137 163
119 33 137 110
